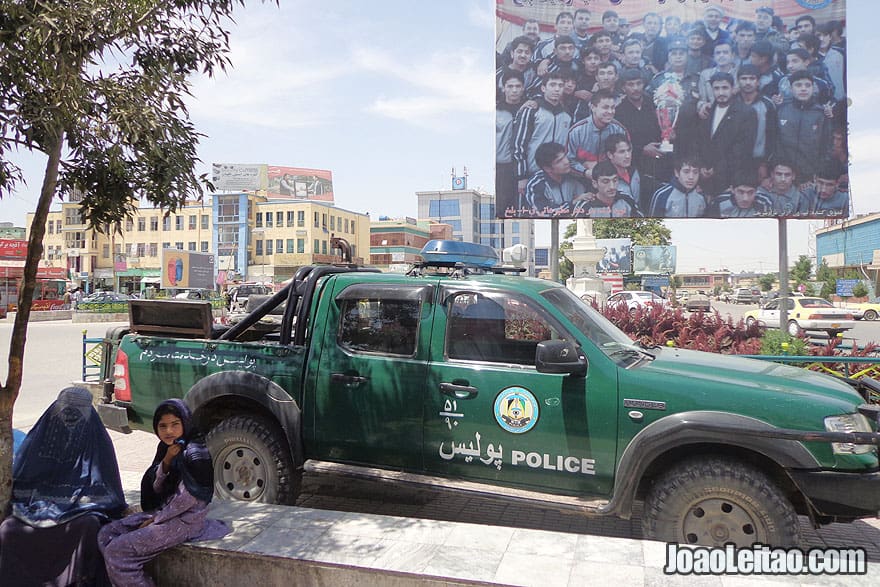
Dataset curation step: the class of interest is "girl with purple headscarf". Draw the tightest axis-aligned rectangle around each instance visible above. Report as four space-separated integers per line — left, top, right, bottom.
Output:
98 399 229 586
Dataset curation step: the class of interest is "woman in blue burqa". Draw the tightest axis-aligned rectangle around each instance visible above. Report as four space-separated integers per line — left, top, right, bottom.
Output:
0 386 127 586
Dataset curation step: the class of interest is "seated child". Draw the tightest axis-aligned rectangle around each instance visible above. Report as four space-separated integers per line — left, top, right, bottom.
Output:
98 399 229 586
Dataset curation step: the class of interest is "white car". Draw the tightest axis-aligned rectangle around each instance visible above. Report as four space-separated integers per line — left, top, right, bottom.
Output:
606 290 669 315
743 297 855 337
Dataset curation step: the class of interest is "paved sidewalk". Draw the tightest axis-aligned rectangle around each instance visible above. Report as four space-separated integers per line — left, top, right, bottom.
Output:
118 469 880 585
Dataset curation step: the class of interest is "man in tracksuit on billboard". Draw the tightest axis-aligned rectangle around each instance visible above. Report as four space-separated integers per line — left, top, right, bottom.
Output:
775 70 831 179
513 71 572 199
566 89 629 180
496 70 525 216
523 142 589 214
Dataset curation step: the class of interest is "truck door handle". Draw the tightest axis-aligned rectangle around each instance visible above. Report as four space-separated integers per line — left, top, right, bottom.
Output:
440 382 478 400
331 373 369 386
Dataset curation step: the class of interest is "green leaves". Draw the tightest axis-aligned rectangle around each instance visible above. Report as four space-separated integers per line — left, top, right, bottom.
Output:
0 0 251 227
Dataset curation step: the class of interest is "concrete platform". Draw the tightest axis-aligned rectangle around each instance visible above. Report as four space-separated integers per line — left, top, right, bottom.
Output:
147 499 879 587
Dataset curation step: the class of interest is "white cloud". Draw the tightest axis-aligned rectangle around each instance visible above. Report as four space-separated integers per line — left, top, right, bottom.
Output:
352 47 495 125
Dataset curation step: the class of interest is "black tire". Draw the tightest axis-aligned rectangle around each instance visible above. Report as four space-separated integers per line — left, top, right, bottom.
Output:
865 310 878 321
206 415 301 505
642 457 800 548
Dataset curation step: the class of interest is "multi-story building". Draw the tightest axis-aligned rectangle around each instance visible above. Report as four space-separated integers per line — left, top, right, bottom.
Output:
674 270 732 294
0 223 25 240
368 217 455 270
816 212 880 297
27 194 369 294
415 188 535 272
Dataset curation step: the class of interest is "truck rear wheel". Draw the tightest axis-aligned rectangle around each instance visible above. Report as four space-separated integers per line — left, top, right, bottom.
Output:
642 458 800 547
206 415 301 505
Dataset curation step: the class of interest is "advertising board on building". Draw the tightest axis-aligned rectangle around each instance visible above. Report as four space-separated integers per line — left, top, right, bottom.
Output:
266 166 334 202
495 1 848 220
161 249 216 290
211 163 268 191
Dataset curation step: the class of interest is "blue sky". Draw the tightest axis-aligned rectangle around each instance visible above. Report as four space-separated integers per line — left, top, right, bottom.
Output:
1 0 875 273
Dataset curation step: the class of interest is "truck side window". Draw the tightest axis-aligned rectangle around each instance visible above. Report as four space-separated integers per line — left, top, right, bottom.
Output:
338 297 419 356
446 293 557 365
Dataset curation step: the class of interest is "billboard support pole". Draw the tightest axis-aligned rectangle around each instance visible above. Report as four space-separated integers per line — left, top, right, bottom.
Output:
778 218 789 333
550 219 559 282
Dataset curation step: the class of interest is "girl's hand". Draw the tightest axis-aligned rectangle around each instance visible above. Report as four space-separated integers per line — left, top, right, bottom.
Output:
162 442 183 470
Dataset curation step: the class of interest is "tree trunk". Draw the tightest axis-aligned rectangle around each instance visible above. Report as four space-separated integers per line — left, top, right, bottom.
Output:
0 129 65 517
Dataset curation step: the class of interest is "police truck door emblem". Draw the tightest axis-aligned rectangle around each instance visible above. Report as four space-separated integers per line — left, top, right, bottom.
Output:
494 387 539 433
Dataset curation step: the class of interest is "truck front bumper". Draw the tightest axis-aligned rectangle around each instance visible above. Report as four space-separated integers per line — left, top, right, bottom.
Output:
789 469 880 519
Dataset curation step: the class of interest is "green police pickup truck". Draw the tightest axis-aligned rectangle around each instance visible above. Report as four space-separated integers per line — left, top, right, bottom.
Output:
96 241 880 548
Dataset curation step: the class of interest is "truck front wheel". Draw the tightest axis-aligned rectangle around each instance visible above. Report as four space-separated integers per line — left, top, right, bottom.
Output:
206 415 301 505
642 458 800 547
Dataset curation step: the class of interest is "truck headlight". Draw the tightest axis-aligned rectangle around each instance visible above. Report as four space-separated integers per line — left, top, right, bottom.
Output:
824 414 874 455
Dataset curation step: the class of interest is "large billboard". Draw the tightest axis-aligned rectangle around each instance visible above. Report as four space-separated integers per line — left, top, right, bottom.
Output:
633 245 676 274
495 1 848 220
161 249 216 290
266 166 334 202
211 163 334 203
596 238 631 273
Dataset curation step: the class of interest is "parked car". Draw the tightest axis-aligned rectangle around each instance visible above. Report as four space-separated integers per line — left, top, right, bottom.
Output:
685 292 711 313
733 288 758 304
847 301 880 321
227 283 272 312
606 290 668 314
744 297 855 337
81 291 131 303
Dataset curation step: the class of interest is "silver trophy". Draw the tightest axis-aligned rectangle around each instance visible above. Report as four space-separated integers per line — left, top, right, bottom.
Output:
654 78 684 153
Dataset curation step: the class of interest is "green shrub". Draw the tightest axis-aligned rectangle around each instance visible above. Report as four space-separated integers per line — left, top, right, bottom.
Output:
760 330 809 356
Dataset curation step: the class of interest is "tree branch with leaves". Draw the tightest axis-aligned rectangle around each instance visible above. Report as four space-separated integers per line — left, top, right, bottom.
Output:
0 0 269 516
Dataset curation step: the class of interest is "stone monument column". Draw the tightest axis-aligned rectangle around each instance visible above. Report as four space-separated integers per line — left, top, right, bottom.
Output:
563 219 607 303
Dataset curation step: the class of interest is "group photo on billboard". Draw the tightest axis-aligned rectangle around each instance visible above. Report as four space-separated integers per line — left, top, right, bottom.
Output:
495 0 848 220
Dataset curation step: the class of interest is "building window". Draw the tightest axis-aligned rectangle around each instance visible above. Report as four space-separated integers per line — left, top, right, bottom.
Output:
287 211 295 227
150 217 159 231
263 240 272 256
48 220 53 234
265 213 273 228
322 240 327 255
330 216 335 231
102 244 110 258
349 219 355 234
429 200 460 217
138 217 146 231
125 219 134 232
344 219 349 233
512 236 520 245
314 212 319 228
201 215 209 230
162 217 171 231
136 243 146 257
297 238 305 254
149 243 158 257
322 214 327 230
276 212 284 227
256 240 263 255
163 242 171 249
175 242 184 250
201 241 209 252
313 239 320 253
255 212 263 228
189 215 197 230
286 239 295 253
297 211 305 227
188 242 196 251
276 239 283 254
511 221 520 234
175 216 183 230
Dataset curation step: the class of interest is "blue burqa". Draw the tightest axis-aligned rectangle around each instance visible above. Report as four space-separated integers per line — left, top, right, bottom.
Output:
11 386 127 526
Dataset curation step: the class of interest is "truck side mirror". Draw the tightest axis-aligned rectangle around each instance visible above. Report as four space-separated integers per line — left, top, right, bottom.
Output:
535 340 588 377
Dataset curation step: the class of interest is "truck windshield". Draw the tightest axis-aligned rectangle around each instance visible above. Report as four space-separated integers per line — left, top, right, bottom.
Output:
541 287 650 365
